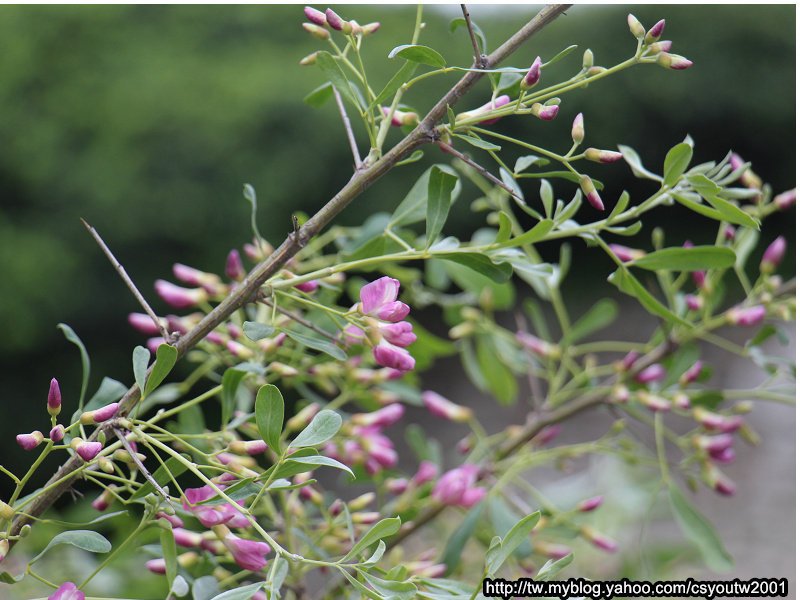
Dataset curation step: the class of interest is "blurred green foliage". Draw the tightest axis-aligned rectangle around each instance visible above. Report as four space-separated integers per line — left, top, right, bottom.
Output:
0 5 794 489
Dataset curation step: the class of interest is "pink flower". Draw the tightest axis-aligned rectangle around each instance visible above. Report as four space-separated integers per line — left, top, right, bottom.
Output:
325 8 345 30
693 407 743 433
74 441 103 462
359 277 409 322
128 312 163 335
521 56 542 89
531 103 559 121
304 6 327 26
685 294 703 311
295 280 319 293
620 351 639 371
774 189 796 210
646 18 665 43
173 528 204 548
155 280 208 309
577 495 604 512
679 360 703 386
379 321 416 347
91 488 113 512
726 305 766 327
760 236 786 273
432 464 483 507
386 478 409 494
634 364 666 384
50 424 65 443
226 249 245 281
710 447 736 464
222 532 271 571
80 402 119 425
422 391 472 423
351 404 405 428
157 512 185 529
579 175 604 211
413 460 439 485
16 431 44 451
456 95 511 125
48 582 85 600
373 343 415 372
608 244 645 263
47 378 62 416
146 558 167 574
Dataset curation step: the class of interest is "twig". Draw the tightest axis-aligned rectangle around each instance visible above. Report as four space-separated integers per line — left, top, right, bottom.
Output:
438 141 524 204
7 3 572 547
461 4 487 68
332 87 362 170
81 219 171 342
257 297 341 343
112 427 171 503
514 310 544 411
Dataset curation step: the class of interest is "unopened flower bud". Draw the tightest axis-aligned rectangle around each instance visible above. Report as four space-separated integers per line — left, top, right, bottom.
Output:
228 439 269 456
516 331 560 359
585 148 623 163
351 511 380 525
304 6 327 27
611 384 630 403
656 52 693 70
608 244 645 262
47 378 62 417
91 486 116 512
582 49 594 69
577 495 604 512
645 19 665 44
226 340 254 360
534 541 572 560
286 403 321 431
636 391 671 412
49 424 65 443
269 362 299 377
760 236 786 273
325 8 345 31
302 22 330 40
361 21 380 35
530 102 559 121
726 305 766 327
385 478 409 495
579 175 604 211
422 391 472 423
571 113 584 145
348 492 376 511
679 360 703 386
72 439 103 462
16 431 44 451
774 188 796 210
448 322 474 339
381 106 419 127
18 524 30 538
627 14 645 39
97 456 115 474
520 56 542 90
586 66 607 76
155 280 208 309
0 501 14 521
693 407 743 433
702 463 736 496
580 525 618 552
80 402 119 425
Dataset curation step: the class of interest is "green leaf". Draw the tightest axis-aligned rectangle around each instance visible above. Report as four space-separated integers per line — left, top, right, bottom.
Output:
396 149 424 167
436 252 512 284
565 298 618 344
495 212 512 243
688 174 760 229
289 410 342 448
663 142 693 187
284 329 347 360
210 582 264 600
608 191 630 220
316 51 358 109
426 166 459 248
193 576 221 600
543 44 579 67
449 18 486 52
513 155 549 173
534 553 574 581
668 484 733 572
132 345 149 395
171 576 189 598
344 517 402 561
31 530 111 564
608 268 689 327
607 220 643 237
145 344 177 396
267 557 289 598
58 323 90 409
160 525 178 593
0 571 24 584
486 512 540 576
221 368 248 427
476 335 517 405
339 570 383 600
130 455 189 500
497 219 554 248
673 192 727 222
373 61 418 108
390 165 460 227
242 183 263 242
632 246 736 272
453 133 500 151
388 44 446 68
539 179 554 218
442 503 482 574
255 384 284 451
243 321 276 341
360 571 418 600
618 145 661 181
303 82 333 108
285 455 355 479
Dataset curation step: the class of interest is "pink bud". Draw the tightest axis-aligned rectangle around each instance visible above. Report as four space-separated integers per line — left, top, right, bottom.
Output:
696 433 733 454
577 495 604 512
221 531 271 571
693 408 743 433
637 391 671 412
432 464 482 507
128 312 163 335
656 52 693 70
146 558 166 575
352 404 405 428
627 14 645 38
645 19 665 43
726 305 766 327
531 102 559 121
362 22 381 35
155 280 208 309
325 8 345 31
621 351 639 371
413 460 439 485
685 294 703 311
760 236 786 273
80 402 119 425
774 189 796 210
229 439 269 456
48 582 86 600
516 331 559 359
648 40 673 53
581 526 618 553
634 364 666 384
532 425 561 446
302 22 329 40
710 446 736 465
380 321 416 347
478 95 511 125
91 487 115 512
585 148 623 163
521 56 542 89
47 378 62 416
16 431 44 451
304 6 327 26
75 440 103 462
225 249 245 281
422 391 472 423
534 541 572 560
373 343 415 372
608 244 645 263
571 113 584 144
173 528 204 548
157 512 185 529
580 175 604 210
50 425 65 443
679 360 703 386
724 225 736 241
385 478 409 494
382 106 418 127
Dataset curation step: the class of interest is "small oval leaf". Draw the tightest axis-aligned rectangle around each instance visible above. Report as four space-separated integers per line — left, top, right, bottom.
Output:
388 44 446 68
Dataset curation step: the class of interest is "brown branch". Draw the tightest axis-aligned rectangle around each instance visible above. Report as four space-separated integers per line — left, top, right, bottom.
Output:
6 3 572 547
437 141 525 204
461 4 487 69
332 87 362 170
81 219 171 342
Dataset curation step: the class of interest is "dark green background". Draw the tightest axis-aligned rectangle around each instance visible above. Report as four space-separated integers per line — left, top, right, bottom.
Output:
0 5 794 487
